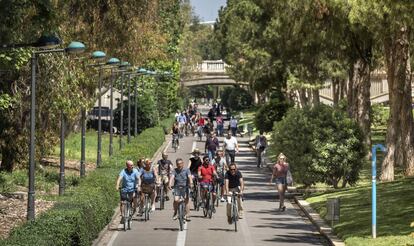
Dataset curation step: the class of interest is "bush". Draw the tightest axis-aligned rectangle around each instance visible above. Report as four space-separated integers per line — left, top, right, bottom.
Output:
2 125 166 245
271 105 367 188
254 99 292 132
371 104 389 128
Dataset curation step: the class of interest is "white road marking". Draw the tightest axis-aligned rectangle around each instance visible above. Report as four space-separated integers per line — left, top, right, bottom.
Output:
176 220 188 246
107 224 122 246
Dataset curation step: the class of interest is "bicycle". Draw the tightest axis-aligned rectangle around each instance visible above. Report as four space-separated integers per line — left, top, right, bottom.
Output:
215 179 221 207
201 184 214 219
120 191 134 231
191 178 201 211
172 134 179 152
174 186 187 231
197 126 203 141
143 192 151 221
229 191 240 232
157 181 165 210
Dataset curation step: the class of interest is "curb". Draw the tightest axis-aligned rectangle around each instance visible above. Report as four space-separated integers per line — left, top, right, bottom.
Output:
92 134 171 246
294 196 345 246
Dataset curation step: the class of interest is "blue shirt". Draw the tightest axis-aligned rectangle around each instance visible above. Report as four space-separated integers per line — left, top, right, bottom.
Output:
119 168 140 193
141 168 156 184
172 168 191 187
178 115 187 123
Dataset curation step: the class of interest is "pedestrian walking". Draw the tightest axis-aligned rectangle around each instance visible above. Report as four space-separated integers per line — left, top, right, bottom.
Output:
223 132 239 164
269 153 289 211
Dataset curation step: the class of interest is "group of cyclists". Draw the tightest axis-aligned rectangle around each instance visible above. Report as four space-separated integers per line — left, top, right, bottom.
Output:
116 102 246 227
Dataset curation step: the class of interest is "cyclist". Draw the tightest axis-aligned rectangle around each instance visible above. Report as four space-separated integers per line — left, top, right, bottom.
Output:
225 163 245 223
188 148 202 178
198 156 218 212
178 111 187 135
254 130 268 168
205 132 219 161
156 153 173 202
116 160 140 221
172 122 180 149
169 158 193 221
223 132 239 164
212 150 228 202
138 159 159 214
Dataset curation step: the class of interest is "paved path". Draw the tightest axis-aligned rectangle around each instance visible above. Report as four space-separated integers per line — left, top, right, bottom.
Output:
104 107 327 246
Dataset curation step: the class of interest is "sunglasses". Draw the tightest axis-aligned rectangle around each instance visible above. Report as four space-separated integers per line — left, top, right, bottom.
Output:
230 169 236 171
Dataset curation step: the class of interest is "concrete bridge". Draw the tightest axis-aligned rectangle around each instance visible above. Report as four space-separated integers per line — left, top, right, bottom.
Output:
181 60 248 87
182 60 412 104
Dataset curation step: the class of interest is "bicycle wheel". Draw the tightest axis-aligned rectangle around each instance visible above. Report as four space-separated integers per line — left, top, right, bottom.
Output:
178 202 184 231
192 186 198 210
208 192 213 219
215 185 220 207
122 202 127 231
127 202 132 230
233 198 238 232
159 185 165 210
146 197 151 221
144 195 149 222
203 195 208 217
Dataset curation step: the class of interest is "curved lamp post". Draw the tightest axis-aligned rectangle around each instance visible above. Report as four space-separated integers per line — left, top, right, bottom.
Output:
25 36 85 220
91 51 107 168
134 68 148 136
106 57 120 156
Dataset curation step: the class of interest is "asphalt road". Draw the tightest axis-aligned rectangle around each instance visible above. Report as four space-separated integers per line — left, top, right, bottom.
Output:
101 105 327 246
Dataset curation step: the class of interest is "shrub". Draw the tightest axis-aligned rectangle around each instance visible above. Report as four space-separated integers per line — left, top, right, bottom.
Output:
254 99 292 132
371 104 389 128
2 125 166 245
271 105 367 188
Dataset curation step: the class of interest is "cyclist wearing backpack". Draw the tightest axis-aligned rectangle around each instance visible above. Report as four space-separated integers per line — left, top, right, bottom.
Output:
255 131 268 168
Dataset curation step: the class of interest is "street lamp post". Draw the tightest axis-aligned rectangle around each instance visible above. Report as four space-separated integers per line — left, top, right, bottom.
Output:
80 108 86 177
135 68 147 136
127 73 131 143
18 37 85 220
106 58 121 156
91 51 107 168
118 62 130 150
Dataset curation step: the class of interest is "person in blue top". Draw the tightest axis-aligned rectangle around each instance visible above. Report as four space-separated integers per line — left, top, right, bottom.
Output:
116 160 140 218
138 159 159 214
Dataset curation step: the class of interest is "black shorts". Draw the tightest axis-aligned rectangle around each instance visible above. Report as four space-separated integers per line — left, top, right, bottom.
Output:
120 191 135 201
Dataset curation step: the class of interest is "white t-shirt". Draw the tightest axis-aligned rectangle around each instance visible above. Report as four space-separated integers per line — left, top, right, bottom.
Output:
224 137 238 151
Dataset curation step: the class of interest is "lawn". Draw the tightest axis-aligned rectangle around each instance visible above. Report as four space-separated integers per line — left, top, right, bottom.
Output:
306 177 414 245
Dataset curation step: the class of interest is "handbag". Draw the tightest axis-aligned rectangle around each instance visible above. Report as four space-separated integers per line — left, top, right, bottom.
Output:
286 170 293 186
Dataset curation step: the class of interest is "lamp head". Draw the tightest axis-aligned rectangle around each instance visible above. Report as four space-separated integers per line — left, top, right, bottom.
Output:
91 51 106 60
65 41 86 54
35 35 61 49
107 57 120 65
137 68 147 73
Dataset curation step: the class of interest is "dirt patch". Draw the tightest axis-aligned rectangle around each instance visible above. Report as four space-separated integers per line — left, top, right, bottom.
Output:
0 195 55 240
41 157 97 175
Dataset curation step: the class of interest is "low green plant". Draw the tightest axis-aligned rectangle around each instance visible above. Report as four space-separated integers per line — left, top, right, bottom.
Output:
254 99 292 132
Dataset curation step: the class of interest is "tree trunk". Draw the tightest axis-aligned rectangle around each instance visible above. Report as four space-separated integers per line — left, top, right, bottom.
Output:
348 59 371 152
332 78 340 106
0 146 15 172
311 88 320 106
339 78 347 101
298 88 309 108
381 26 414 181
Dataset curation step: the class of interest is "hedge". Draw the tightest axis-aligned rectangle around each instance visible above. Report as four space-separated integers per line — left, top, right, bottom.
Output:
2 125 166 246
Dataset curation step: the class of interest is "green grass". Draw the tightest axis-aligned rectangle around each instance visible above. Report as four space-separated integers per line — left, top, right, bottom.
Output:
306 177 414 245
52 130 116 163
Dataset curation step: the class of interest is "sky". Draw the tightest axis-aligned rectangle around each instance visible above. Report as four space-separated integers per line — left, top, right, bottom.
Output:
190 0 227 22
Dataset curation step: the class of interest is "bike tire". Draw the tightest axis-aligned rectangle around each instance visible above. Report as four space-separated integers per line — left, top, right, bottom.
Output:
160 186 164 210
179 202 184 231
192 188 198 211
127 205 131 230
203 195 208 217
233 199 238 232
216 185 220 207
123 202 128 231
208 193 213 219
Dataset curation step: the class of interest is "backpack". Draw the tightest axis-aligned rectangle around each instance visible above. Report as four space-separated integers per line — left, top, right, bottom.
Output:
257 136 266 149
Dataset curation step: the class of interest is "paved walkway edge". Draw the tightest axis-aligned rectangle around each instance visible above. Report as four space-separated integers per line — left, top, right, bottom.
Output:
92 134 171 246
294 196 345 246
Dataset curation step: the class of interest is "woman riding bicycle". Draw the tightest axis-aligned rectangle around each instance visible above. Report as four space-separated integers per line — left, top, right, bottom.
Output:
138 159 159 214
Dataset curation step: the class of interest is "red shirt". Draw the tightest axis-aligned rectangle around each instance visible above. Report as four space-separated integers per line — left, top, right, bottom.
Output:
197 118 205 126
198 164 215 183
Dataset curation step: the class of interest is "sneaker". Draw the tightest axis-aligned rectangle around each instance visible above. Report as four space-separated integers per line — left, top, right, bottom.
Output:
238 212 244 219
155 197 160 202
120 217 125 224
212 207 216 213
173 213 178 220
220 197 226 202
165 196 170 201
151 204 156 212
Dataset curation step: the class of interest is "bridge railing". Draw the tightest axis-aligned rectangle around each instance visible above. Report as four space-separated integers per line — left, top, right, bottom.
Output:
194 60 228 73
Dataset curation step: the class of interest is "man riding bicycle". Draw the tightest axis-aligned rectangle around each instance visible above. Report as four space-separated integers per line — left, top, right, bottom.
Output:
254 130 268 168
116 160 140 222
225 163 245 223
188 148 202 179
169 158 193 221
212 150 228 202
198 156 218 212
172 122 180 149
156 153 173 202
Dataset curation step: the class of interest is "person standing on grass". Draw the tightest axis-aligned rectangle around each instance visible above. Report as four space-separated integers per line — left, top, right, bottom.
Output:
269 153 289 211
